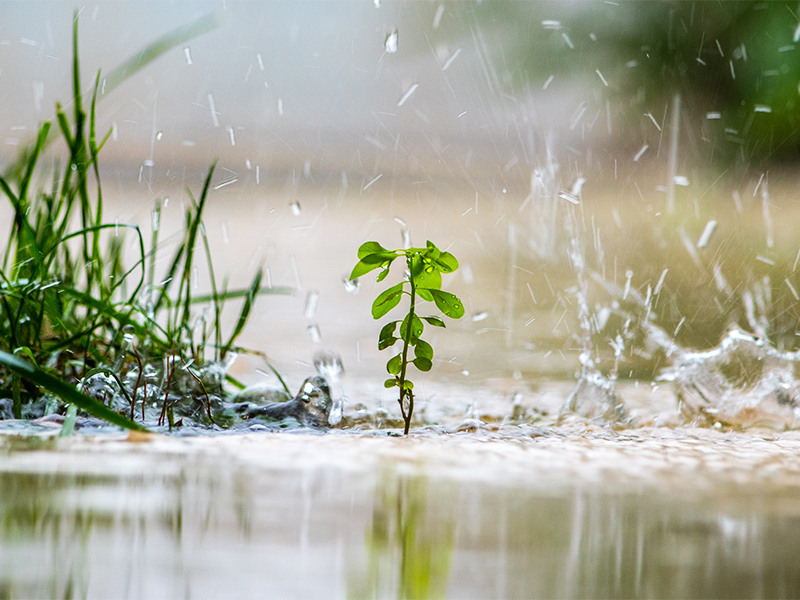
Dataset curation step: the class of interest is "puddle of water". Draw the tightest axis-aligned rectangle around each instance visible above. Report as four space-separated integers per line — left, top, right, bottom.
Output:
2 431 800 599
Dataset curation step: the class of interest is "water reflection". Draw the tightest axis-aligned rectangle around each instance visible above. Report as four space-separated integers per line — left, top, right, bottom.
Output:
1 436 800 598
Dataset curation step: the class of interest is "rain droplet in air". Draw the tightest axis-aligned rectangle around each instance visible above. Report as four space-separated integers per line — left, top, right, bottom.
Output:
343 276 360 294
472 311 489 322
307 324 321 343
385 30 398 53
221 221 229 245
156 130 163 141
290 200 301 216
183 47 193 65
304 290 319 319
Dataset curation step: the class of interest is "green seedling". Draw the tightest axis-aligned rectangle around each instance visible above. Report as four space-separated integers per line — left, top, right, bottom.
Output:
351 240 464 435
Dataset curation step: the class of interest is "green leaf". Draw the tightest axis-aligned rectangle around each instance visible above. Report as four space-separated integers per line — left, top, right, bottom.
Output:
413 357 432 372
424 240 441 261
435 251 459 273
414 339 434 360
350 253 393 281
400 314 424 344
402 380 414 391
428 289 465 319
376 267 391 283
379 321 400 350
411 254 442 290
386 354 402 375
0 350 148 432
417 288 434 302
421 316 446 328
357 241 388 259
384 378 398 389
372 282 404 319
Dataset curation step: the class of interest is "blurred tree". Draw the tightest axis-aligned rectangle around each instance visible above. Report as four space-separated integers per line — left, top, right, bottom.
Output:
472 1 800 165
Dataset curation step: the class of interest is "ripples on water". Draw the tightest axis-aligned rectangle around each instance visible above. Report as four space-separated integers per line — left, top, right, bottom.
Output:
2 429 800 598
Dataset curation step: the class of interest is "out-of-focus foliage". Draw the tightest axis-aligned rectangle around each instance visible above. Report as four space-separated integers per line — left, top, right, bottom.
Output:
476 1 800 164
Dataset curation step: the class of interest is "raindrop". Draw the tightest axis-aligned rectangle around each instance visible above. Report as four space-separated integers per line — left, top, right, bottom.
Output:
290 200 301 216
697 220 717 248
373 0 380 7
432 5 444 29
397 83 419 107
207 94 219 127
278 98 284 116
472 311 488 322
226 126 236 146
622 270 633 300
633 144 649 162
151 209 160 232
304 290 319 319
257 53 264 71
156 130 163 140
385 29 398 53
461 370 470 376
192 266 199 290
307 324 321 343
401 228 411 249
183 47 193 65
221 222 229 245
343 276 360 294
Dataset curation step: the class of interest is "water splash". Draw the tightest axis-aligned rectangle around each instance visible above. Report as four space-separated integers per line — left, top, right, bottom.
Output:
661 329 800 429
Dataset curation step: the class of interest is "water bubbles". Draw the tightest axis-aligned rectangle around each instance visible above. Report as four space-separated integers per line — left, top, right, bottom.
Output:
384 30 398 53
304 290 319 319
343 276 360 294
183 47 193 65
290 200 301 216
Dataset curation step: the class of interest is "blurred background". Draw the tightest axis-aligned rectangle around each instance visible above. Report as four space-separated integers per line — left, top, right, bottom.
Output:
2 1 800 390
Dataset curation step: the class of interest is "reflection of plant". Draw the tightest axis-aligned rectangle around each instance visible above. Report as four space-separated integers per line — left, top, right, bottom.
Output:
350 241 464 435
350 474 454 600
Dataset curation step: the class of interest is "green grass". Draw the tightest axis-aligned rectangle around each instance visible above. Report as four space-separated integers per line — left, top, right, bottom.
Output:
0 13 289 431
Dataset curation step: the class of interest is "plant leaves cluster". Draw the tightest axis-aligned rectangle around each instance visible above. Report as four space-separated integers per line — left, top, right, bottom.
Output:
0 13 289 432
350 240 464 434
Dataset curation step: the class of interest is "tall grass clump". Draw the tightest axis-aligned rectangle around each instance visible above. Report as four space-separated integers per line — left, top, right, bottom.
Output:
0 14 288 431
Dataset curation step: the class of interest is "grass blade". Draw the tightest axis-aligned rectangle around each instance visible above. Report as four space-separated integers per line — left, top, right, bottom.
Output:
220 266 263 359
0 350 148 431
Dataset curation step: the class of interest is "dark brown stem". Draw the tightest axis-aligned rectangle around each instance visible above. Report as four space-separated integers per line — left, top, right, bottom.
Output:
397 256 416 435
